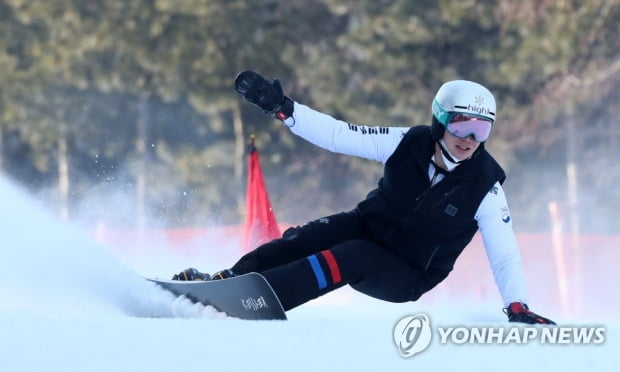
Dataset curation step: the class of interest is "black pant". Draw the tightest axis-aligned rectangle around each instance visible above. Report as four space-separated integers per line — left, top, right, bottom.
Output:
230 210 433 311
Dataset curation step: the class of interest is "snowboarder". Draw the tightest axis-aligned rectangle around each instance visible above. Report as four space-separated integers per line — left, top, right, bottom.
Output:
173 70 555 325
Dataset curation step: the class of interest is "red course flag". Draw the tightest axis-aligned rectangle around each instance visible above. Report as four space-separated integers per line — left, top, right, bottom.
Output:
242 136 281 252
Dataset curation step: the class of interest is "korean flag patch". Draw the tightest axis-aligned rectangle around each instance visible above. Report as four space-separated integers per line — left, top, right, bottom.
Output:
500 207 511 223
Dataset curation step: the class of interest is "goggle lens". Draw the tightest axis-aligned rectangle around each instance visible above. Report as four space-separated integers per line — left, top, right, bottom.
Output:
446 113 493 142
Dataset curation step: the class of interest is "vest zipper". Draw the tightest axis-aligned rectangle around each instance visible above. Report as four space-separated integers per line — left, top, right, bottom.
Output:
429 184 460 211
384 182 459 242
384 186 432 241
413 187 432 213
424 245 440 271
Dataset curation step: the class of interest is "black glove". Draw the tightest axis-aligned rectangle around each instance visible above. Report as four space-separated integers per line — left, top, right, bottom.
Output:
171 268 211 281
234 70 294 120
504 302 556 325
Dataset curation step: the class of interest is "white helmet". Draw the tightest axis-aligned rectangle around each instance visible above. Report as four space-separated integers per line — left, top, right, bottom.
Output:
431 80 496 140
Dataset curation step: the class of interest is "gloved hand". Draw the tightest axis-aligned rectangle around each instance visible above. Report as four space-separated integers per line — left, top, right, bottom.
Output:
504 302 556 325
234 70 294 120
171 268 211 281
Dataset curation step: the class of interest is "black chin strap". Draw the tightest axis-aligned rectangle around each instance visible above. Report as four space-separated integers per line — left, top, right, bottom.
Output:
437 140 468 165
430 160 449 175
429 160 448 185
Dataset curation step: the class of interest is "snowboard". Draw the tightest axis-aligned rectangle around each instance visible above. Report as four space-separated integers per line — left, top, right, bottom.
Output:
148 272 287 320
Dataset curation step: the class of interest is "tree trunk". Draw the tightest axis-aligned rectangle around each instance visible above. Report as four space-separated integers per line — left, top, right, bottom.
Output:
58 121 70 220
565 116 582 317
565 118 580 235
0 125 3 169
232 100 245 217
136 95 149 229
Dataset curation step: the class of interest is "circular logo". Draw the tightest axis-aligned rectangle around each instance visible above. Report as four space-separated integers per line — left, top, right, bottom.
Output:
393 314 432 358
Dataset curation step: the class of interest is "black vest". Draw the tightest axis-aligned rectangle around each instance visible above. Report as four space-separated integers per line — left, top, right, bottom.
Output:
357 125 506 284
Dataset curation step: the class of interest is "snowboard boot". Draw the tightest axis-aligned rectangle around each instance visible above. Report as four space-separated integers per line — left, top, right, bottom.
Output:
210 269 236 280
171 268 211 281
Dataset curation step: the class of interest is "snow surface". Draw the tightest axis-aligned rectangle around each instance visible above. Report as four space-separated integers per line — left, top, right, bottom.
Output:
0 175 617 372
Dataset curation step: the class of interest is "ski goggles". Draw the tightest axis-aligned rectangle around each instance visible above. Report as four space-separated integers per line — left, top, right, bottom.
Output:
445 113 493 142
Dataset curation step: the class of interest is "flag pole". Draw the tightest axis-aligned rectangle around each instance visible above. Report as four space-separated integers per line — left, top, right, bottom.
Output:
242 134 280 253
249 134 256 153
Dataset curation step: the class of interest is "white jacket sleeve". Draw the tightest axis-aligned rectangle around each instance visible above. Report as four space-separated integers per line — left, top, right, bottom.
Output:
283 102 409 163
475 182 529 307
